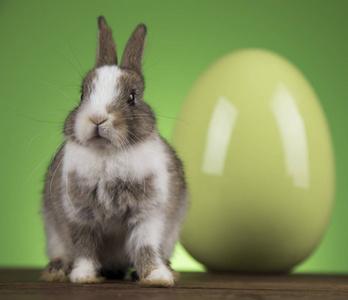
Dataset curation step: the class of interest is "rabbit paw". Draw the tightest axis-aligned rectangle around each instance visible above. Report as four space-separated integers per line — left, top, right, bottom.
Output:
41 258 71 282
69 258 104 284
139 265 174 288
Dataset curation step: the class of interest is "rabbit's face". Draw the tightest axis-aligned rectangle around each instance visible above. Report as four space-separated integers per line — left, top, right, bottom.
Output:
63 18 151 150
64 65 156 150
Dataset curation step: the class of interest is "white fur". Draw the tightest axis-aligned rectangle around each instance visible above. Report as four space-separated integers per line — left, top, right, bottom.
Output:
74 65 123 144
90 66 123 110
61 136 170 220
70 257 98 282
126 214 166 260
146 264 173 283
62 142 103 187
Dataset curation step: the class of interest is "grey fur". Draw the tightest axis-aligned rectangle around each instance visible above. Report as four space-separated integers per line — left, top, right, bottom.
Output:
120 24 147 73
95 17 117 68
134 246 157 278
41 16 188 286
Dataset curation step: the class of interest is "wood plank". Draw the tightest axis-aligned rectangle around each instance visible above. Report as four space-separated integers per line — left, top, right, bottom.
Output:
0 269 348 300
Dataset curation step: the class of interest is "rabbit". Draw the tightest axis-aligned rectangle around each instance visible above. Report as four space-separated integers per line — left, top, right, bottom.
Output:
41 16 188 288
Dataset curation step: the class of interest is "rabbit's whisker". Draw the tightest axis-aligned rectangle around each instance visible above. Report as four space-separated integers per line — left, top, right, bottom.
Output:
24 139 65 185
15 113 65 124
39 79 78 106
66 36 86 76
26 126 63 154
9 108 71 116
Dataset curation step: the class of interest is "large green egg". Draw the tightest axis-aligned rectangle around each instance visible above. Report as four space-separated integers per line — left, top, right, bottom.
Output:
172 49 335 272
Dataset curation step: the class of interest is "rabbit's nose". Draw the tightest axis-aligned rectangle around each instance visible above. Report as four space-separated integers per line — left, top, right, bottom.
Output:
89 115 108 125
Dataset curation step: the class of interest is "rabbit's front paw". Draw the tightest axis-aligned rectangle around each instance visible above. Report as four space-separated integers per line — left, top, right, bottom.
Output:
139 265 174 287
69 258 104 284
41 258 71 282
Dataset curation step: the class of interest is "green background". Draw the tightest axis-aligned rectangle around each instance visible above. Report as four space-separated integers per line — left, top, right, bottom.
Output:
1 0 347 273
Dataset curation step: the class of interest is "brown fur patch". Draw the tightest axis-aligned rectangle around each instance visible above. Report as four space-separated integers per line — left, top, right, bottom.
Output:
41 270 69 282
81 70 97 100
120 24 146 73
64 109 78 142
95 16 117 68
105 69 157 148
41 258 72 282
111 174 155 204
66 170 157 228
67 171 96 206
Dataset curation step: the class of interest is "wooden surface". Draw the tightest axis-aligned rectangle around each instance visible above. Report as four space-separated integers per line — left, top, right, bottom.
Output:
1 269 348 299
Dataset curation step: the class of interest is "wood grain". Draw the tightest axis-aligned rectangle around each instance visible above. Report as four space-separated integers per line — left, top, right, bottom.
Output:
1 269 348 299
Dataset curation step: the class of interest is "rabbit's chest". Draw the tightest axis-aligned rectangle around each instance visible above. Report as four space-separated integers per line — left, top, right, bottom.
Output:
63 140 167 181
62 141 169 222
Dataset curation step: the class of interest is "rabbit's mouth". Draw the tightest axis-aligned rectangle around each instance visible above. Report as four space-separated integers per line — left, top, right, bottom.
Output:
89 135 110 146
87 127 128 150
94 124 107 139
88 125 112 146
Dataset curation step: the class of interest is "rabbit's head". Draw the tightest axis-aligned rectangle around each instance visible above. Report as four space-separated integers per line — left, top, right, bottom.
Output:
64 17 156 150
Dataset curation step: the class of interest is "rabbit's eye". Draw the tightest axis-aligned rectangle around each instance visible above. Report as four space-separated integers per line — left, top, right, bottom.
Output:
128 91 136 106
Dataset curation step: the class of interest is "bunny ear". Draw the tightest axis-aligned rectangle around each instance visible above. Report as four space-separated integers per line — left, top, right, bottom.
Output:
120 24 147 73
95 16 117 68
